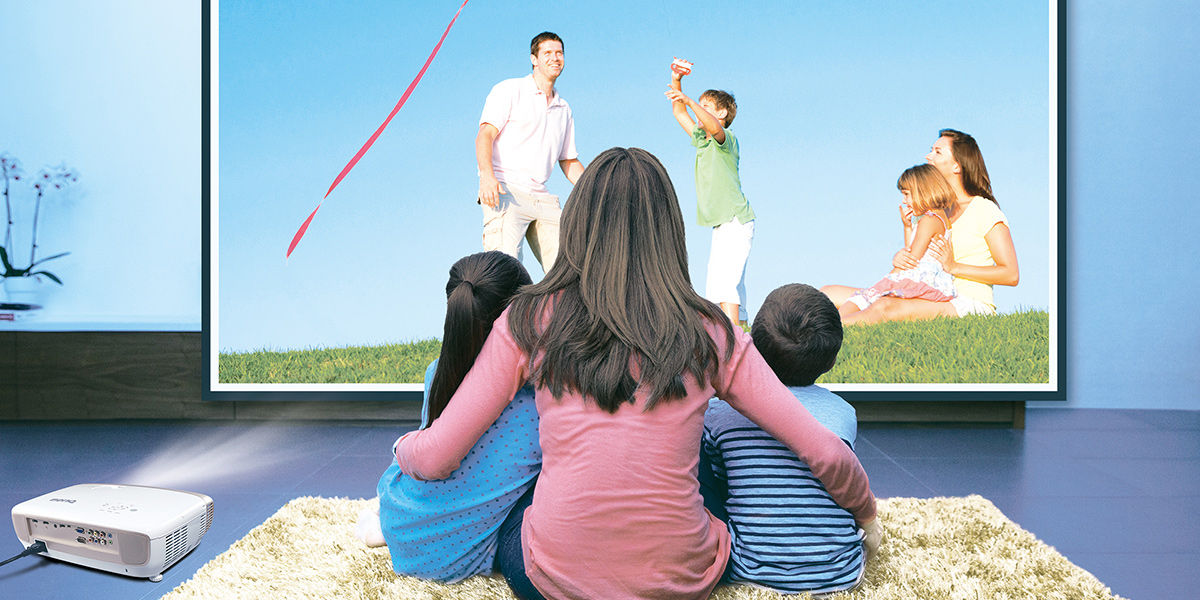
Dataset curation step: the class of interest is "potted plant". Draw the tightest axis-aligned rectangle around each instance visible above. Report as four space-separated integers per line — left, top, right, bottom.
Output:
1 153 77 305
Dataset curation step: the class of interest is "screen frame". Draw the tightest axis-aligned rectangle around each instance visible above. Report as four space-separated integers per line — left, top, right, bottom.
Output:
201 0 1067 403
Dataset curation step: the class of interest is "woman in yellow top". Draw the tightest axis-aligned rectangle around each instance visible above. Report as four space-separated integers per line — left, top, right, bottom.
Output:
822 129 1019 322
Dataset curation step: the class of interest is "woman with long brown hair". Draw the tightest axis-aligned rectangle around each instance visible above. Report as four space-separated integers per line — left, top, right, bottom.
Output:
394 148 878 600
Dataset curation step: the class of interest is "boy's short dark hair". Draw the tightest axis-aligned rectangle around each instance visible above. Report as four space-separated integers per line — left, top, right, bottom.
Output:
751 284 843 387
699 89 737 127
530 31 563 57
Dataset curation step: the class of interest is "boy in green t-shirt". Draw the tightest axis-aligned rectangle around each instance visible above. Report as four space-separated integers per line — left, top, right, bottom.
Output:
666 60 756 325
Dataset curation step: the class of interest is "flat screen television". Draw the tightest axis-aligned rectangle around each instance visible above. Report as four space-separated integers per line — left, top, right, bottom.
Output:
204 0 1064 402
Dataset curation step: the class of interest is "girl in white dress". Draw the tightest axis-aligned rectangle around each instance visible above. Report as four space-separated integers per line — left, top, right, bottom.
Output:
840 164 957 323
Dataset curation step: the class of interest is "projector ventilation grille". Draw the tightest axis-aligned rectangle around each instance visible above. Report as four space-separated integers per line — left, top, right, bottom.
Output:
164 526 189 564
202 503 214 536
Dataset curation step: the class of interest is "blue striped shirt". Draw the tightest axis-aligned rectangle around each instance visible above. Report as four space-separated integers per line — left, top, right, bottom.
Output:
703 387 865 594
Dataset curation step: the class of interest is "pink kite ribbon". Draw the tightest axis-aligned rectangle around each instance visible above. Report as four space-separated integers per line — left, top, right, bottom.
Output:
287 0 471 259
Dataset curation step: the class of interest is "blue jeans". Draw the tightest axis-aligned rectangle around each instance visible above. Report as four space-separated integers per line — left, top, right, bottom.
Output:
698 449 736 582
698 448 730 524
494 481 547 600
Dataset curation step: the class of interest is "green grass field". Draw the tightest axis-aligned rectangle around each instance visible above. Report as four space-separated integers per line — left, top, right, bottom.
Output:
218 339 441 384
219 310 1048 385
821 309 1049 384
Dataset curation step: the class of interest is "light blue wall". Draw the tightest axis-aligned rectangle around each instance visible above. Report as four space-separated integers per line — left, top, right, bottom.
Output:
1047 1 1200 410
0 0 199 329
2 1 1195 408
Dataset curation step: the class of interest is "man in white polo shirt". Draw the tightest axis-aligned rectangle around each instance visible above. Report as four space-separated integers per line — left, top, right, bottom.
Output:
475 31 585 273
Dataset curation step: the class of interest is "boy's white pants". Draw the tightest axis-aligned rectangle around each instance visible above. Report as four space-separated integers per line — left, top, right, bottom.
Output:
706 217 754 319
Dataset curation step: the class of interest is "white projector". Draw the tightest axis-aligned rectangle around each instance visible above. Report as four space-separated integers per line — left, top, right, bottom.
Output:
11 484 213 581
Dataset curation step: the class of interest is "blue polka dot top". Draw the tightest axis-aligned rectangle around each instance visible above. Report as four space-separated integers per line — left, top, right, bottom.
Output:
377 360 541 582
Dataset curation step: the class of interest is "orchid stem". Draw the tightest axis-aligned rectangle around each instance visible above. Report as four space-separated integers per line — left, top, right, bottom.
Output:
30 188 43 267
2 169 11 252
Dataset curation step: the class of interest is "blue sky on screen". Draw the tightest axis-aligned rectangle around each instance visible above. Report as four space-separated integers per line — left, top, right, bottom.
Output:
215 0 1051 353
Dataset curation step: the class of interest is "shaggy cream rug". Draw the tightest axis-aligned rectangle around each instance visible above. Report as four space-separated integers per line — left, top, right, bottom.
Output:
162 496 1124 600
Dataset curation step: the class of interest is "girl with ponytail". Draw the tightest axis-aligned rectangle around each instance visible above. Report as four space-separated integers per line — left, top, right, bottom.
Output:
360 250 539 582
424 251 533 426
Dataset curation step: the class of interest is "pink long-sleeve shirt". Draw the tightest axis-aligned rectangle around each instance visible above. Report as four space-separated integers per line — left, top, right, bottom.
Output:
396 309 875 600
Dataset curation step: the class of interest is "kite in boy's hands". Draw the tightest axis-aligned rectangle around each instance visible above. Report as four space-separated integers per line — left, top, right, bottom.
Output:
671 57 693 76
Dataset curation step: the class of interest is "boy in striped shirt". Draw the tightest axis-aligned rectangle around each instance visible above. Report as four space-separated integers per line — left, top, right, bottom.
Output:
701 283 870 595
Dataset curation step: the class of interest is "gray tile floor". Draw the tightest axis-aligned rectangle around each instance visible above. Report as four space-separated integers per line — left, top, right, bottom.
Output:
1 409 1196 599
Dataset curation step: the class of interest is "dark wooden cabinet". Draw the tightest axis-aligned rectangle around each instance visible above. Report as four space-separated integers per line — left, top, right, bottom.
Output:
0 332 1021 426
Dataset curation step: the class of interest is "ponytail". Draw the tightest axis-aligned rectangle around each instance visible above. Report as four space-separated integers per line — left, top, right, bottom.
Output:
425 252 531 426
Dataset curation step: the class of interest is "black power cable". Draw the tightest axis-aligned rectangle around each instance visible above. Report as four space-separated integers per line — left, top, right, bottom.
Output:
0 540 47 567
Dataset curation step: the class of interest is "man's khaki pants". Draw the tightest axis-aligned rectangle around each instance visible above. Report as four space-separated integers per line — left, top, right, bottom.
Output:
481 187 561 273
